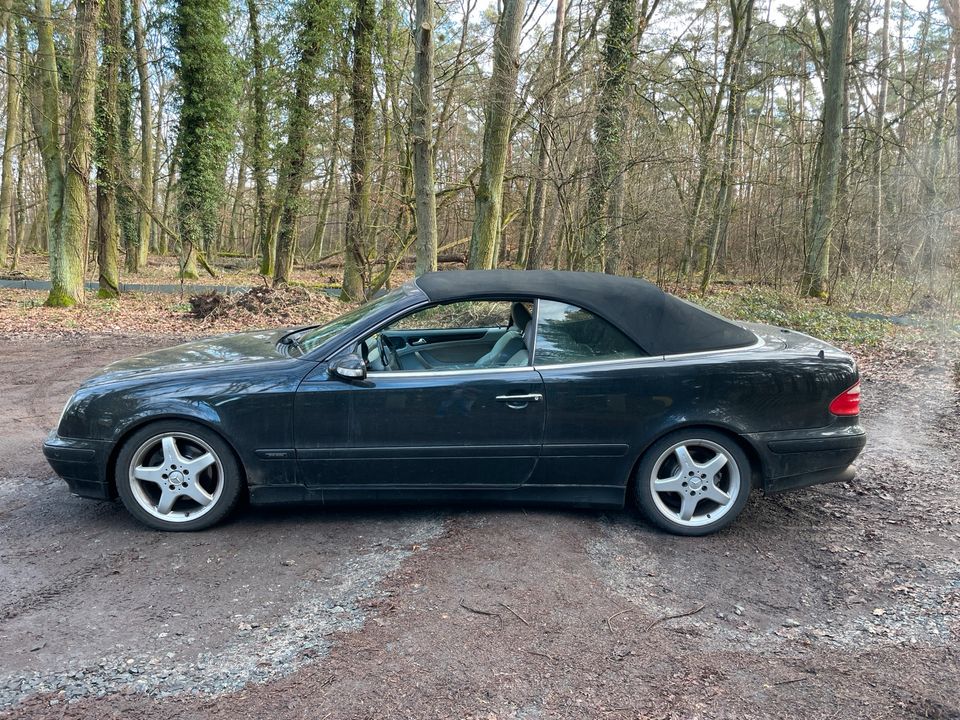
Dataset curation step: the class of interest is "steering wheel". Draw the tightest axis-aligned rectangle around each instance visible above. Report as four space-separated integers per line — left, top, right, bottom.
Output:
377 333 397 370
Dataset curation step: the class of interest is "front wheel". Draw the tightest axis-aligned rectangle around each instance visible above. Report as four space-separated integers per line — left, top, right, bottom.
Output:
635 429 752 536
115 421 243 531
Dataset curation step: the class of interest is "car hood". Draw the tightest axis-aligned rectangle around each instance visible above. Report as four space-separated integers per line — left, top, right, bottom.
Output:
82 328 296 387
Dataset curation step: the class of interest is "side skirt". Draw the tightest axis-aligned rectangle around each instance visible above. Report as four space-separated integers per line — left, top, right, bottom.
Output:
248 483 627 510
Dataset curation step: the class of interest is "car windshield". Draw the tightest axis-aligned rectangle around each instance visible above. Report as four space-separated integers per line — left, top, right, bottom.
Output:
287 284 416 355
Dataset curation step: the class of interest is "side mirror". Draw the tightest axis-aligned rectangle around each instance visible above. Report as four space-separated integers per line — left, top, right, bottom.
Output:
329 353 367 381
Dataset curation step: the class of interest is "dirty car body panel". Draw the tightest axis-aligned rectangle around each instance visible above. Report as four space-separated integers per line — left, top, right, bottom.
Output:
44 271 866 524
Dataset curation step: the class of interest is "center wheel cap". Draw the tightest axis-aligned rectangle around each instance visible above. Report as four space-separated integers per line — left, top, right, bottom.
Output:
689 477 702 488
169 471 184 484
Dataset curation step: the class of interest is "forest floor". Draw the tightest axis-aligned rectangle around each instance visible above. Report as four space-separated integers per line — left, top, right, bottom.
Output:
0 284 958 719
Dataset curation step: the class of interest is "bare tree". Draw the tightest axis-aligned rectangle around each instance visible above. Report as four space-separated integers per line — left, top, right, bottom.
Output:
131 0 153 271
96 0 123 297
342 0 376 300
526 0 567 270
273 0 327 285
30 0 101 306
0 0 19 266
801 0 851 298
411 0 438 276
468 0 527 270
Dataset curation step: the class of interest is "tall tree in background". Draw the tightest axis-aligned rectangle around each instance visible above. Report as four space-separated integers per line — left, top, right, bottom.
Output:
30 0 100 306
273 0 328 284
411 0 438 276
247 0 272 277
939 0 960 233
699 0 755 294
468 0 527 270
173 0 236 279
342 0 376 300
96 0 123 297
0 0 19 267
868 0 892 273
526 0 567 270
131 0 153 271
583 0 638 272
801 0 851 297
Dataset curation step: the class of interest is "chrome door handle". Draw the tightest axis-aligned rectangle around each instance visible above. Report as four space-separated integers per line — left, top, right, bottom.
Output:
411 338 428 345
495 393 543 403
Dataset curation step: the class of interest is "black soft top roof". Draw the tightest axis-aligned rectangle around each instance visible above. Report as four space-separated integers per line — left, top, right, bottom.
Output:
415 270 757 356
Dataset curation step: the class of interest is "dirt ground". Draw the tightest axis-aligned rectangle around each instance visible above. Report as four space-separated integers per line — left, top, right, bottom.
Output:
0 333 957 720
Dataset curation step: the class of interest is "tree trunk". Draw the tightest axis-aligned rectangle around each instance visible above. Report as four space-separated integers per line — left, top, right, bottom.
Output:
700 0 755 294
273 0 326 285
12 62 25 270
914 39 953 270
526 0 566 270
583 0 636 272
800 0 850 298
411 0 438 276
96 0 122 298
117 26 138 273
246 0 272 277
31 0 100 306
30 0 66 302
467 0 526 270
131 0 153 271
342 0 376 300
59 0 100 304
227 136 248 254
309 93 343 259
173 0 236 280
0 0 19 266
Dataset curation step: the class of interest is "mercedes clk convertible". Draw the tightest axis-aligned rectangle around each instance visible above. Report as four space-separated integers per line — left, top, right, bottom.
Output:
44 270 865 535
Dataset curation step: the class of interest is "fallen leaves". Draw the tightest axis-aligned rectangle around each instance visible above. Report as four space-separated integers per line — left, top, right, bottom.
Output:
0 287 350 342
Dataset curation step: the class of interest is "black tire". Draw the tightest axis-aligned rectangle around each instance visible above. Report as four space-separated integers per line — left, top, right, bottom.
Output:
634 428 752 536
115 420 243 531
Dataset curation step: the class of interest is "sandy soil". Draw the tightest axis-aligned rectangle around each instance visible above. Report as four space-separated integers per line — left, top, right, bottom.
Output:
0 334 957 719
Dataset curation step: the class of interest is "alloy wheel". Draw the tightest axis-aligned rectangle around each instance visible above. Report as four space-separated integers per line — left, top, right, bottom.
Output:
127 432 225 523
648 439 741 529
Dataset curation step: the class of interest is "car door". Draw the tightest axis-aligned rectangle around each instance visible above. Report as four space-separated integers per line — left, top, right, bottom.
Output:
528 299 654 491
294 299 545 490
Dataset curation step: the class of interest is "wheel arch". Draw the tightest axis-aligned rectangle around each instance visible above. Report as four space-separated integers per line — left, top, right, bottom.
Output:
105 414 248 498
623 422 767 503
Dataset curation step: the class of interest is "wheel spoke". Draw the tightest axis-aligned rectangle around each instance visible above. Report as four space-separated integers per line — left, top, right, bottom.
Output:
678 492 699 521
674 445 695 473
132 465 165 485
704 484 732 506
699 453 728 479
183 452 215 477
161 436 186 466
156 488 179 515
181 482 213 507
654 474 686 493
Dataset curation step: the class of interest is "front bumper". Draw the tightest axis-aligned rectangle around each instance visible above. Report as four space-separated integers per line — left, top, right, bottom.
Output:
42 430 114 500
746 422 867 493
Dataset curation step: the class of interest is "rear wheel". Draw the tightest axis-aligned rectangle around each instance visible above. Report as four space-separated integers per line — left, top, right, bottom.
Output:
635 429 751 536
115 421 243 531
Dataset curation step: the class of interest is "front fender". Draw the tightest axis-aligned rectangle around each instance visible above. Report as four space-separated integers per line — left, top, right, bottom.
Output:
108 400 226 442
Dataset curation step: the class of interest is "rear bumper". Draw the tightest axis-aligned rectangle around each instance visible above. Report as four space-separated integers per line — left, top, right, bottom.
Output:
745 423 866 493
42 430 114 500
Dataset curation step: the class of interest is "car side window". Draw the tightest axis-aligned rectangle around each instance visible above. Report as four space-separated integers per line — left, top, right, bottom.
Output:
533 300 645 365
362 299 535 372
389 300 515 330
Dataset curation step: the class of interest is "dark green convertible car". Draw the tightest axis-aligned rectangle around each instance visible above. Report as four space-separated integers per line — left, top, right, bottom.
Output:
44 270 865 535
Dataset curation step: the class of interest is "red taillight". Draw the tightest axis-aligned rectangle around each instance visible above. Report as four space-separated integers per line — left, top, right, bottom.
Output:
829 381 861 416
